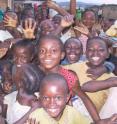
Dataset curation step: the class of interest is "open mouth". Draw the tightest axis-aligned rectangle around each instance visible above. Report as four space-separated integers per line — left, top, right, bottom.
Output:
91 57 100 61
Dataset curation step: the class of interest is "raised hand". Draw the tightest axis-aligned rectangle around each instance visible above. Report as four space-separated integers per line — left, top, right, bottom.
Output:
46 0 59 9
60 14 74 28
22 18 36 39
3 14 17 28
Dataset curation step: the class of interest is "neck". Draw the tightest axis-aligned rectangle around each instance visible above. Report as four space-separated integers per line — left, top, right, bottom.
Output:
38 65 61 74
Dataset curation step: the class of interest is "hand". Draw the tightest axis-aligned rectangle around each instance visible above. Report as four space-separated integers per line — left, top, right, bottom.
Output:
60 14 74 28
87 65 106 80
25 118 40 124
46 0 59 9
74 21 89 35
22 18 36 39
3 14 17 28
96 114 117 124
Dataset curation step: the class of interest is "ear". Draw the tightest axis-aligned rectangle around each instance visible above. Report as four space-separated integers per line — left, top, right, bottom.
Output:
61 51 65 60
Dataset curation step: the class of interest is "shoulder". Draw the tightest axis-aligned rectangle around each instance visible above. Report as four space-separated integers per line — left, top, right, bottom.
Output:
66 105 91 124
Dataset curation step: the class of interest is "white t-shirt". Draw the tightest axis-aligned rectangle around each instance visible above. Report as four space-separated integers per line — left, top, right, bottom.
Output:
0 30 13 42
4 91 31 124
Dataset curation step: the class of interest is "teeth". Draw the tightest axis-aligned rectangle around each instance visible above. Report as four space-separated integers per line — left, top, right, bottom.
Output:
92 57 100 61
48 109 57 113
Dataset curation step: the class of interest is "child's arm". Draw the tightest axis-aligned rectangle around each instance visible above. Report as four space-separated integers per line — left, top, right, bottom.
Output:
82 77 117 92
73 82 100 122
87 62 115 80
70 0 76 15
70 71 100 122
95 114 117 124
46 0 69 16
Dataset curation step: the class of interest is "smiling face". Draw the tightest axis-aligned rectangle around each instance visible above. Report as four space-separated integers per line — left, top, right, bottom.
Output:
38 37 64 72
40 77 69 120
82 11 96 29
13 46 32 65
40 20 55 36
86 38 109 67
65 38 82 64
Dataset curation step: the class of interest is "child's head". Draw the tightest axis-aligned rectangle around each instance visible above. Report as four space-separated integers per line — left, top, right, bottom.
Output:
82 9 96 29
38 35 65 72
39 73 69 120
13 64 45 93
40 19 55 36
21 7 34 20
64 37 83 64
12 40 35 65
0 60 13 94
86 37 109 67
52 14 62 28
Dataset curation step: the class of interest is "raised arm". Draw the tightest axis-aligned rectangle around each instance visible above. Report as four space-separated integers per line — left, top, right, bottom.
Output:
46 0 69 16
70 70 100 122
70 0 76 15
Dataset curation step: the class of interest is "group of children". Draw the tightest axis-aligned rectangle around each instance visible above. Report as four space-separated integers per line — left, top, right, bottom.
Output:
0 0 117 124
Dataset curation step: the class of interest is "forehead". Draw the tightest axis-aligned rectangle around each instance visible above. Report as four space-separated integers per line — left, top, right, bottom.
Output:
39 38 61 48
87 39 107 48
40 80 66 94
14 46 30 53
66 39 81 46
83 11 95 18
41 20 54 27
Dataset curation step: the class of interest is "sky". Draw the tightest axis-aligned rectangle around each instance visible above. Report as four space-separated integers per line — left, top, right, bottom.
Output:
55 0 117 4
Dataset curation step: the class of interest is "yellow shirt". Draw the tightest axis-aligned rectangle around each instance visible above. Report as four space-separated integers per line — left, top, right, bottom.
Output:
29 105 90 124
64 62 115 111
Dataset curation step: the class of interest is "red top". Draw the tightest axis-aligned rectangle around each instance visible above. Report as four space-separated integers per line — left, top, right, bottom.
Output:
59 67 78 92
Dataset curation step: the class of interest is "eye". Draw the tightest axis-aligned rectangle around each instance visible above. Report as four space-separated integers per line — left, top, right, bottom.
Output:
55 96 63 101
41 96 50 101
39 49 45 54
99 49 105 52
51 49 57 53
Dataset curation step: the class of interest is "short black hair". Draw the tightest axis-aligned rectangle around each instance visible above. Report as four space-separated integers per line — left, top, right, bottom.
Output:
12 39 35 58
21 64 45 94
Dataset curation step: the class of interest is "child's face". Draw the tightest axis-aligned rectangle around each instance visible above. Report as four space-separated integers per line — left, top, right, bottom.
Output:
86 39 109 67
65 39 82 64
40 80 69 120
13 47 32 65
52 15 62 28
82 11 96 29
38 39 64 71
40 20 55 36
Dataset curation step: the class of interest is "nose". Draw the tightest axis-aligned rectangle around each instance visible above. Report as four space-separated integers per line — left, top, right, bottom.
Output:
46 50 51 57
49 98 56 106
93 50 98 56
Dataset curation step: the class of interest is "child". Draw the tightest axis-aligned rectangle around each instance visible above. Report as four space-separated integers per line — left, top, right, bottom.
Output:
26 73 91 124
37 35 100 122
26 73 117 124
61 37 83 65
4 64 45 124
64 37 116 112
12 39 35 66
